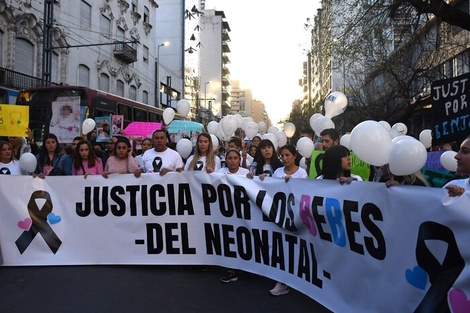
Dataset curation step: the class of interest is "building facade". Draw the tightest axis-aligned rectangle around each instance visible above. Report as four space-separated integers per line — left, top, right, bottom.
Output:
0 0 159 105
200 9 231 121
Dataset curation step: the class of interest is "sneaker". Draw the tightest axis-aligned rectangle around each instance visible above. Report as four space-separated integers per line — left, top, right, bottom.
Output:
220 270 238 283
269 282 289 296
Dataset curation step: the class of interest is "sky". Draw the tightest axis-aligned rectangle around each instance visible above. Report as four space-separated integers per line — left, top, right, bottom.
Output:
203 0 322 127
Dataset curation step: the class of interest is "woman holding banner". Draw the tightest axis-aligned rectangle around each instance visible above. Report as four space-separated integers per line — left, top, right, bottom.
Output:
103 137 141 178
266 144 309 296
444 135 470 197
316 145 362 183
247 139 283 180
34 133 72 178
0 141 24 175
273 144 308 182
184 133 221 173
72 140 104 178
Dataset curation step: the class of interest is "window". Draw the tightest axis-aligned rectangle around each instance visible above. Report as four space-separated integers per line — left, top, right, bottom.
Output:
132 0 138 12
142 90 149 104
116 80 125 97
143 45 149 63
0 31 3 66
143 6 149 23
453 51 470 76
117 27 125 41
101 15 111 38
100 73 110 92
51 52 59 83
118 103 133 122
80 1 92 29
129 85 137 100
14 38 34 75
78 64 90 86
149 112 161 122
133 108 147 121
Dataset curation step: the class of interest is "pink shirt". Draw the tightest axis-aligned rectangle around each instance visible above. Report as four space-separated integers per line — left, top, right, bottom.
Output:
104 156 139 174
72 158 104 175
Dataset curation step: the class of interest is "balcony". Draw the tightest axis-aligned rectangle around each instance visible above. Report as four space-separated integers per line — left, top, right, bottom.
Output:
0 67 58 90
113 42 137 63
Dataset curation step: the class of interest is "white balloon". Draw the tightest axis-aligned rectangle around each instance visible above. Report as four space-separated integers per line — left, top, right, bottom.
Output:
258 121 267 133
261 133 278 150
274 131 288 148
207 121 219 135
245 121 259 139
241 117 254 131
388 136 427 176
210 134 219 151
378 121 391 131
234 114 243 129
324 91 348 118
176 138 193 159
299 157 307 169
163 108 175 125
440 151 457 172
267 126 279 134
313 116 335 134
419 129 432 149
309 113 323 131
81 118 96 135
220 115 238 136
340 134 351 150
350 120 392 166
216 127 226 140
389 129 400 139
392 122 408 135
19 152 37 173
283 122 296 138
297 137 314 158
176 99 191 117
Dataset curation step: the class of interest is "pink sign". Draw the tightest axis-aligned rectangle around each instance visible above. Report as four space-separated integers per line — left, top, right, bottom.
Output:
123 122 162 137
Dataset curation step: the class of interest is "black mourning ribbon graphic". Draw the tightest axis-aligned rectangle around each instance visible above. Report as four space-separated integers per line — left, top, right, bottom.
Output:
15 190 62 254
414 221 464 313
1 167 11 175
152 156 162 173
263 170 273 177
194 161 204 171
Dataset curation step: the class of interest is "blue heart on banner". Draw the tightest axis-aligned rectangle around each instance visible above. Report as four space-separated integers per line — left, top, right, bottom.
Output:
47 212 62 224
406 266 428 290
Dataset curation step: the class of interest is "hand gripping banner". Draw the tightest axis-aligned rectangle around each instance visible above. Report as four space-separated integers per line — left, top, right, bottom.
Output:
15 190 62 254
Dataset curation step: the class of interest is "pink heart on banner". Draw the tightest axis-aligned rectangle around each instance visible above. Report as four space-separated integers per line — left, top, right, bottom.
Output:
18 218 32 230
449 289 470 313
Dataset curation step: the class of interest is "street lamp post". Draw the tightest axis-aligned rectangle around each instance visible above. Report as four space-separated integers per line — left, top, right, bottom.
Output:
156 41 169 107
204 81 211 121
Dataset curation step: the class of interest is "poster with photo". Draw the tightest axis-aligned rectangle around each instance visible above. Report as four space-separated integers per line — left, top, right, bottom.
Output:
95 116 112 143
112 115 123 135
49 97 80 143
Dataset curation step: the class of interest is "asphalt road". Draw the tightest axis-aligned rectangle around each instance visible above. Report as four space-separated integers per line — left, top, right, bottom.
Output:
0 265 334 313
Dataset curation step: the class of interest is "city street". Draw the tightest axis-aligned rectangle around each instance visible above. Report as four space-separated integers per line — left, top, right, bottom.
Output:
0 265 333 313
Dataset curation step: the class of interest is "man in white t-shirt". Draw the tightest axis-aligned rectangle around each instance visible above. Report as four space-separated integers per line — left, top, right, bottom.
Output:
142 129 184 175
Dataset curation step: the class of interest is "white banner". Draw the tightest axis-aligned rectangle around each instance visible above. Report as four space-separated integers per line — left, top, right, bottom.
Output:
0 173 469 313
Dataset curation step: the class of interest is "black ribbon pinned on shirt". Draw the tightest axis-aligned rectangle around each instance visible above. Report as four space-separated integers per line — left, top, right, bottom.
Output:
152 156 162 172
194 161 204 171
15 190 62 254
414 221 464 313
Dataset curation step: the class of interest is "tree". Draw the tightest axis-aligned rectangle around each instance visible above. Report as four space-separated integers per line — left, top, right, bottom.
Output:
390 0 470 31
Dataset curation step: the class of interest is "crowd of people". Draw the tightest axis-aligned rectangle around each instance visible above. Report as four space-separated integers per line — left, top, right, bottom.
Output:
1 125 469 296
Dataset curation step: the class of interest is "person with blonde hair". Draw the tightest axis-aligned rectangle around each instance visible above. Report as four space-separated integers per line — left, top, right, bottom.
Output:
184 133 221 173
0 141 24 175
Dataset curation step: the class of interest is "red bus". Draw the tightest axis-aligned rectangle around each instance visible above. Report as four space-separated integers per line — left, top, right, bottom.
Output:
16 85 179 143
